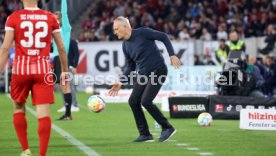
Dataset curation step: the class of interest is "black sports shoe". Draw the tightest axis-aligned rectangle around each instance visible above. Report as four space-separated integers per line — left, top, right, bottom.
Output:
133 135 154 142
159 127 176 142
57 115 72 121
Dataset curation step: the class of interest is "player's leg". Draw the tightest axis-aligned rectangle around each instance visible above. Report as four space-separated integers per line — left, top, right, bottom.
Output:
140 66 176 142
36 104 51 156
11 74 32 154
13 102 30 154
129 75 153 142
32 74 54 156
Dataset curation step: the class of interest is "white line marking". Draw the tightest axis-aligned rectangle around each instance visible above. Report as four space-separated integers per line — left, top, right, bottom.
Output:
198 152 213 156
176 143 189 146
6 94 100 156
174 142 214 155
187 147 200 151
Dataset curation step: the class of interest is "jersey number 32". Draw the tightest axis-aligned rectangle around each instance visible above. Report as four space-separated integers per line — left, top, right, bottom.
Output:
20 21 48 48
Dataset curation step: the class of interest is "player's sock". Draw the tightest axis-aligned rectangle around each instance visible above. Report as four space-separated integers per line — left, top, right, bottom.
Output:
64 93 72 116
38 116 51 156
13 112 29 151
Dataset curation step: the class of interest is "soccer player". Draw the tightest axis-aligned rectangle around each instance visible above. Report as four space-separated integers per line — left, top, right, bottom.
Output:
109 16 181 142
0 0 70 155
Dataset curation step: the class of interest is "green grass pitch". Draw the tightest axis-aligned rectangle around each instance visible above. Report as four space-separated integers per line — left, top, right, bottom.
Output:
0 93 276 156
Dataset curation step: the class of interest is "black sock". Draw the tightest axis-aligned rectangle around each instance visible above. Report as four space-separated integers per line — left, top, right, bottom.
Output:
64 93 72 116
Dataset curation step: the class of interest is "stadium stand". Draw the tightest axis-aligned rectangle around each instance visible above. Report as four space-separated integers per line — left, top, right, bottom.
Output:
78 0 276 42
0 0 275 43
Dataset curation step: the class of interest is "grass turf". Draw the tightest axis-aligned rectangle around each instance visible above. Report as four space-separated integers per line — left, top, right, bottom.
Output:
0 92 276 156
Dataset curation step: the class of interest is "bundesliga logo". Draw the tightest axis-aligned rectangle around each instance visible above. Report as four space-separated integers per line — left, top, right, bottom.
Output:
215 104 224 112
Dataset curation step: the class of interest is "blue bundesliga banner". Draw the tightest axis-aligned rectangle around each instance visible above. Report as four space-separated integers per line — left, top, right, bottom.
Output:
163 66 222 92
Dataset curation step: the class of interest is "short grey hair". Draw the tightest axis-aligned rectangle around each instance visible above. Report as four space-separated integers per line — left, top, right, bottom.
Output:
114 16 131 28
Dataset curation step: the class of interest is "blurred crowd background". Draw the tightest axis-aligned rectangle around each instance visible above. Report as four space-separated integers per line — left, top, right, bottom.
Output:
78 0 276 42
0 0 275 42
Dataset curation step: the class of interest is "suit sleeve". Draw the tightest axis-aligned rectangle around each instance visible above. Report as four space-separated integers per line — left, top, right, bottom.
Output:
70 39 79 68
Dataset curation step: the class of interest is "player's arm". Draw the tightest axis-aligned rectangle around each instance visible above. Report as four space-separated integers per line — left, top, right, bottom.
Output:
142 28 181 68
53 32 68 72
0 30 14 72
52 32 71 93
61 0 71 33
61 0 71 54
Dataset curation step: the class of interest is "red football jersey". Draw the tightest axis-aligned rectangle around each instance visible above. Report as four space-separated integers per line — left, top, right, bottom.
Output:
5 8 60 75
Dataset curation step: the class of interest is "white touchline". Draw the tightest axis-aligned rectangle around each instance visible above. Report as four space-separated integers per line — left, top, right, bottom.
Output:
175 142 214 155
198 152 213 156
166 130 214 156
176 143 189 146
6 94 100 156
186 147 200 151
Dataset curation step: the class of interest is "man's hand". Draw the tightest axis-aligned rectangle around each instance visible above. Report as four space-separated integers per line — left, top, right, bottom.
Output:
71 67 77 75
60 72 71 94
170 55 181 69
108 82 122 97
